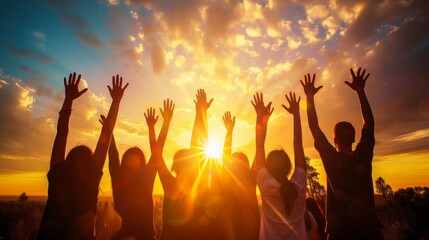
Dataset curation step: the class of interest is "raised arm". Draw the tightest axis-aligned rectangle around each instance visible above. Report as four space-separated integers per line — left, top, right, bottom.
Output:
157 99 175 153
99 115 120 177
282 92 306 170
346 67 374 130
193 89 213 150
149 100 176 197
50 73 88 168
93 75 128 169
301 74 324 137
144 107 158 156
222 111 235 159
251 92 273 172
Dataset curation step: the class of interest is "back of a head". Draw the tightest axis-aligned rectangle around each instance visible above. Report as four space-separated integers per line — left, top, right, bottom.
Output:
66 145 93 180
334 121 355 146
306 197 323 217
121 147 146 172
65 146 97 206
266 150 291 181
266 150 297 216
231 152 250 178
171 149 197 176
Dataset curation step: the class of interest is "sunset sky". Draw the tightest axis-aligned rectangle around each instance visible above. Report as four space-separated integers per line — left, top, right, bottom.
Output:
0 0 428 196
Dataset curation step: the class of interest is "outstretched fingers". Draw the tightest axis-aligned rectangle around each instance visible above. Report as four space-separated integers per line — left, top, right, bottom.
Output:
99 114 107 125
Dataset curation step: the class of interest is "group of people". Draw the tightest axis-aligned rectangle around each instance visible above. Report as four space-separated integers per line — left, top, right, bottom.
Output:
37 67 382 240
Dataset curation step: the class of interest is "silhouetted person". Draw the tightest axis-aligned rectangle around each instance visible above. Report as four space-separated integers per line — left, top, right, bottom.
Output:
306 197 326 240
187 90 228 240
305 209 320 240
37 73 128 239
221 111 259 240
149 98 199 240
301 69 382 239
252 92 308 239
98 109 157 239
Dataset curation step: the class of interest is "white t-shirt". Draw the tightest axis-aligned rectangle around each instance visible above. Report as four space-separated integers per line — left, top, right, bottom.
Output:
257 166 307 240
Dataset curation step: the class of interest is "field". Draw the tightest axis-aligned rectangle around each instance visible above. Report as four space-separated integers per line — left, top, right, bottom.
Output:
1 190 429 240
0 196 163 240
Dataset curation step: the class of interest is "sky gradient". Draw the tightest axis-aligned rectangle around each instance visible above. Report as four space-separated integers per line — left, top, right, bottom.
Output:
0 0 428 196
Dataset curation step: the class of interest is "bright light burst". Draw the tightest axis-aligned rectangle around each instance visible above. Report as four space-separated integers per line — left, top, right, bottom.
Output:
204 137 223 162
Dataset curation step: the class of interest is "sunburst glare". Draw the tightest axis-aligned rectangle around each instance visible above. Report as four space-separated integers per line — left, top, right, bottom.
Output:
204 137 223 163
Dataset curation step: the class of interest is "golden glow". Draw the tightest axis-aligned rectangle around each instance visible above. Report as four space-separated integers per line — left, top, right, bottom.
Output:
204 137 223 163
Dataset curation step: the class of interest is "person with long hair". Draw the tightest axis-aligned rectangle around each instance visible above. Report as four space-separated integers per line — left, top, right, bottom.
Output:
221 111 259 240
37 73 128 239
97 107 158 239
252 92 307 240
301 69 382 239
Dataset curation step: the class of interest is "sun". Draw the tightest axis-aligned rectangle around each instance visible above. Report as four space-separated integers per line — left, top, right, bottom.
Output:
204 137 223 162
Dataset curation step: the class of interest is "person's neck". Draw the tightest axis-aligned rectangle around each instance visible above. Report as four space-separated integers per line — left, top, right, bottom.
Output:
337 144 353 156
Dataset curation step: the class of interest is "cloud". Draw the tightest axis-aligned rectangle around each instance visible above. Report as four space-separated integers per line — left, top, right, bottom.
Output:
19 65 44 75
343 0 429 45
0 77 53 172
0 73 113 173
75 32 103 48
149 39 167 74
393 129 429 143
33 31 45 40
8 46 53 64
61 14 88 28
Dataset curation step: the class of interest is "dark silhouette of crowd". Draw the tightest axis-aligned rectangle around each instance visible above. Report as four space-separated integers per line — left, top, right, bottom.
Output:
37 68 382 239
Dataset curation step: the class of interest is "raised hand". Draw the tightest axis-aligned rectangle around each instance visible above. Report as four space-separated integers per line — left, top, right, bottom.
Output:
99 114 107 125
282 92 301 115
300 73 322 96
144 107 159 128
108 75 129 102
194 89 213 112
251 92 273 123
223 111 236 132
346 67 370 92
160 98 175 122
64 72 88 100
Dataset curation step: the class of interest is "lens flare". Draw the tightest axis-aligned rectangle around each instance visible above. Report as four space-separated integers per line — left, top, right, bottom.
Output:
204 137 223 162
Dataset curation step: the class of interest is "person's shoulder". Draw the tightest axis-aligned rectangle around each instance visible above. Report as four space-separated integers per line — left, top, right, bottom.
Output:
291 167 306 189
256 166 271 181
48 161 67 178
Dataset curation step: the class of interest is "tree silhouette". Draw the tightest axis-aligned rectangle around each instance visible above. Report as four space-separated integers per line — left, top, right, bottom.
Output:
375 176 393 203
18 192 28 203
305 157 325 201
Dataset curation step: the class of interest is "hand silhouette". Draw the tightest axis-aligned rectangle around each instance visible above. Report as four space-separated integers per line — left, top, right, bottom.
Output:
346 67 370 92
160 98 175 122
98 114 107 125
64 72 88 100
300 73 322 96
223 111 236 132
251 92 273 123
108 75 129 102
144 107 159 128
282 92 300 115
194 89 213 112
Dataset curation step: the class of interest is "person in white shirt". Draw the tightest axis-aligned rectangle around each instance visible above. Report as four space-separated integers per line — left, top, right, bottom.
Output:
251 91 307 240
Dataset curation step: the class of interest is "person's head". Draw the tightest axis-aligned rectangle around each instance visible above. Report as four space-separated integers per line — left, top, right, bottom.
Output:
231 152 250 177
266 149 297 216
121 147 145 172
171 149 198 177
334 121 355 147
65 145 98 197
306 197 324 216
266 150 292 181
66 145 93 180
